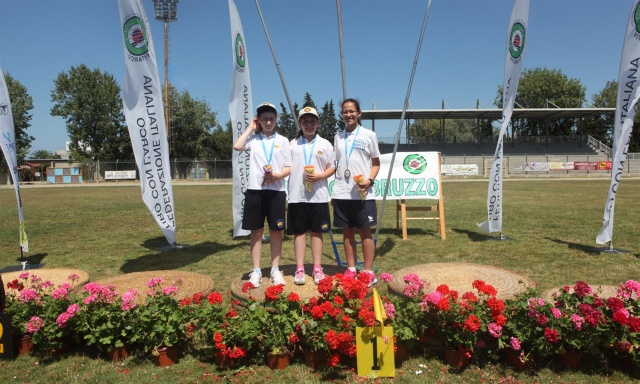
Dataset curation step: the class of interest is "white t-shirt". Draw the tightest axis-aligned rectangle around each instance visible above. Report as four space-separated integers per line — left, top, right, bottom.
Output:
332 126 381 200
287 135 336 203
242 132 291 191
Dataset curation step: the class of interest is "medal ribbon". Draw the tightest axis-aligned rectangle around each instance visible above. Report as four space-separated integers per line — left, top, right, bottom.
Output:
344 125 361 174
260 132 276 165
302 135 317 166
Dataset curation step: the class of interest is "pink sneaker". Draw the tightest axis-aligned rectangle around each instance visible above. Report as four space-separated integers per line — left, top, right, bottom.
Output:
343 268 357 279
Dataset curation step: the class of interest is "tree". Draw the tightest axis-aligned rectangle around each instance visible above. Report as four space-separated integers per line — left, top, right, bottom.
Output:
302 92 317 110
2 72 35 167
207 121 233 160
50 64 131 161
495 67 586 138
168 86 221 159
278 102 298 140
318 100 340 139
29 149 60 159
584 80 616 147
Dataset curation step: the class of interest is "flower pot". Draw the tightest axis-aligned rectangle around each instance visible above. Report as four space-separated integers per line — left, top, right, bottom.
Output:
14 334 33 355
395 343 410 366
153 345 179 367
444 347 470 369
303 349 327 370
214 351 235 369
557 350 583 370
107 344 132 361
506 348 533 371
265 352 290 370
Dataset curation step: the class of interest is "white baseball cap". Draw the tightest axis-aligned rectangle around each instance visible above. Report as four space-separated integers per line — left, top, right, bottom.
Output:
298 106 319 120
257 102 277 115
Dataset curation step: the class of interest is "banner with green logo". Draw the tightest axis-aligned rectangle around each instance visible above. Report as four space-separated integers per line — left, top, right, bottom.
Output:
596 0 640 245
118 0 176 245
478 0 528 234
0 67 28 252
229 0 253 238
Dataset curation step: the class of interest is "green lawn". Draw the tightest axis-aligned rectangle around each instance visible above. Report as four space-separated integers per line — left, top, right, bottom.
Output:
1 179 639 383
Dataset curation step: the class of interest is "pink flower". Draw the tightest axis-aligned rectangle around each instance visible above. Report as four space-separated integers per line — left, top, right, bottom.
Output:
60 283 71 290
83 293 98 305
19 272 29 280
510 337 521 351
383 302 395 319
27 316 43 333
84 282 103 295
527 297 544 309
17 288 38 303
571 314 584 331
488 322 502 338
162 285 178 296
52 287 68 300
56 312 71 328
121 289 138 311
66 304 80 315
146 277 164 288
550 308 562 319
67 273 80 281
573 281 592 297
380 273 393 283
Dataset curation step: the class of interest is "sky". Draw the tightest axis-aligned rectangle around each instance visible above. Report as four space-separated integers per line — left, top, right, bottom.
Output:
0 0 633 154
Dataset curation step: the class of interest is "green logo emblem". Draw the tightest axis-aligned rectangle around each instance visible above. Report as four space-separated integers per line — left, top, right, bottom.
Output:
509 22 526 59
635 4 640 34
235 34 246 68
123 17 148 56
403 154 427 175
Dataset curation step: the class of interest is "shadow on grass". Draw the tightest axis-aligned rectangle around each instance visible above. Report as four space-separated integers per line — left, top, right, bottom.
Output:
544 238 602 255
452 228 494 242
121 240 248 273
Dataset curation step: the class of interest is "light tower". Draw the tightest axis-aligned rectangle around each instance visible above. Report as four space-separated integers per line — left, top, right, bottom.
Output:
153 0 178 154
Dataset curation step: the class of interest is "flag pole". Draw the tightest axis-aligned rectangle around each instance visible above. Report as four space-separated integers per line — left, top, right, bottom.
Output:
374 0 433 257
336 0 347 100
254 0 298 128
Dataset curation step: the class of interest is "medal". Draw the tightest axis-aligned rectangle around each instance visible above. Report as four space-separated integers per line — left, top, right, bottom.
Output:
343 126 360 182
344 169 351 178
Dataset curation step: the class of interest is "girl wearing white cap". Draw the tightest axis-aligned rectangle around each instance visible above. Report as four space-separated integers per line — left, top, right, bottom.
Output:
233 102 291 288
287 106 336 285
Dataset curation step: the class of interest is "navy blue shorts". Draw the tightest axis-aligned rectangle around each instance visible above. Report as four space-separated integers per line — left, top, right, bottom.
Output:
242 189 286 231
332 199 377 229
286 202 331 235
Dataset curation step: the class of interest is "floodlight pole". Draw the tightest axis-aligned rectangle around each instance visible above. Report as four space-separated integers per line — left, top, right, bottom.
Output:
153 0 178 155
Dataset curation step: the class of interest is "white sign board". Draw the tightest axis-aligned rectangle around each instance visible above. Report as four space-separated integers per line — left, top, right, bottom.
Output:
105 170 137 180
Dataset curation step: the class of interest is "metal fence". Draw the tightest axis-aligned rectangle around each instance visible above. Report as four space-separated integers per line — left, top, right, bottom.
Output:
72 154 640 182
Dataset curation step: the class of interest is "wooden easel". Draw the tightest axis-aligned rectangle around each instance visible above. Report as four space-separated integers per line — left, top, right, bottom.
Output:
395 155 446 240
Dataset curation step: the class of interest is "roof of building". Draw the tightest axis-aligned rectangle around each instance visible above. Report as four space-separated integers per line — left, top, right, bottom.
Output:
360 108 615 121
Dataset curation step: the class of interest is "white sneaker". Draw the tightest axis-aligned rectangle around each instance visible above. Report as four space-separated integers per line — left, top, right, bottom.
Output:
270 269 286 286
294 269 306 285
313 268 325 285
249 271 262 288
360 270 378 288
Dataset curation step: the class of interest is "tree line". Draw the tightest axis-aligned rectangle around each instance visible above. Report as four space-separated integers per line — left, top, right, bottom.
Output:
2 65 639 172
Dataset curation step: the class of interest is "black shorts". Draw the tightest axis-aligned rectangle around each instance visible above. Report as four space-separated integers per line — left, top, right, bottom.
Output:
286 202 331 235
242 189 286 231
332 199 377 229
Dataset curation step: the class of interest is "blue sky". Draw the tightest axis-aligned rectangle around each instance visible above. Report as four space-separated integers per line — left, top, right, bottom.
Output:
0 0 632 153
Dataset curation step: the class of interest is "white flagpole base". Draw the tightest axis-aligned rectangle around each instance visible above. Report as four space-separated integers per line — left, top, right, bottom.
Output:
597 242 627 254
488 233 513 241
160 243 190 252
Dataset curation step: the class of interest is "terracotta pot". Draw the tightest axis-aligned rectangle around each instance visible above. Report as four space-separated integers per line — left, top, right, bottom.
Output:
265 352 290 370
14 334 33 355
443 347 470 369
395 343 410 366
303 349 327 370
153 345 179 367
214 351 235 369
48 338 72 357
506 348 533 371
557 350 583 370
107 344 132 361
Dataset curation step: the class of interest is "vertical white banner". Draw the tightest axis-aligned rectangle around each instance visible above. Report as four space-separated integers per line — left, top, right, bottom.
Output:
0 67 28 252
479 0 529 234
118 0 176 244
229 0 252 238
596 0 640 245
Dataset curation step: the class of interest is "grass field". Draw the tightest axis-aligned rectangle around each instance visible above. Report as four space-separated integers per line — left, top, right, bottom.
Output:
0 178 639 383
